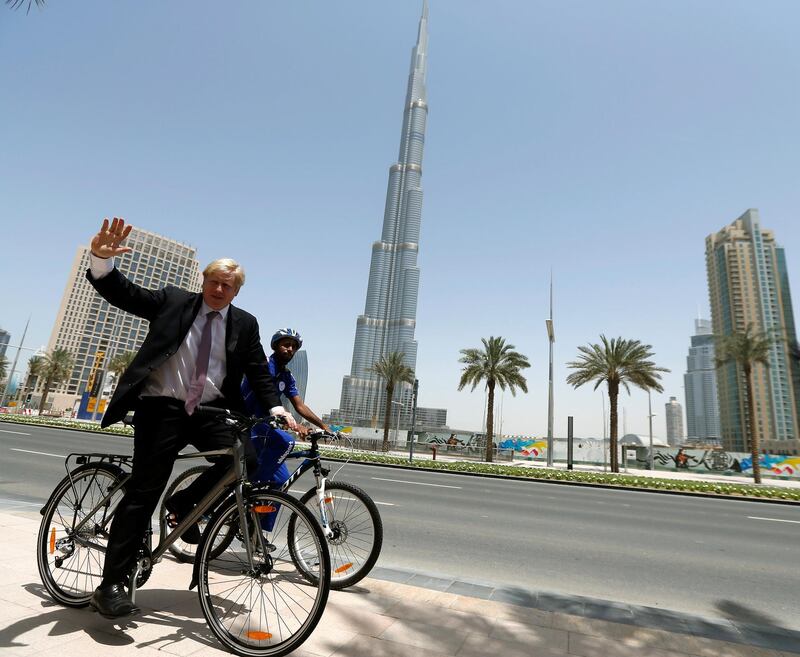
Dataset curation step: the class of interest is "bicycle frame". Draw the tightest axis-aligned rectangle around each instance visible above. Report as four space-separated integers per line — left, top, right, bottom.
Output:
271 434 335 540
53 440 261 602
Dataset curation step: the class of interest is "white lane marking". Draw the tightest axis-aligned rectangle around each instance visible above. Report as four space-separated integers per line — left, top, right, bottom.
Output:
371 476 461 489
288 488 395 506
747 516 800 525
0 428 31 435
11 448 65 458
0 498 41 506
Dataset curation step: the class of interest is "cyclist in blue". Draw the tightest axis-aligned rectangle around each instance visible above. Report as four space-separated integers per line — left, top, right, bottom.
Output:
241 328 329 491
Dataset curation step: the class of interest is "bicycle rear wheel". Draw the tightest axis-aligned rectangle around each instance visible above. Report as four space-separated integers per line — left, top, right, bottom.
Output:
293 481 383 589
196 490 330 657
37 463 126 606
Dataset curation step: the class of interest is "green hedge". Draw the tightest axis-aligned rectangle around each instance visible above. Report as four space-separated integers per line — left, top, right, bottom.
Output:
0 414 134 436
3 415 798 501
317 449 800 501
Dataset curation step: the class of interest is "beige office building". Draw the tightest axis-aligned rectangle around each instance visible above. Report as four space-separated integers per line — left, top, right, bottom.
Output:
44 227 201 413
706 209 800 455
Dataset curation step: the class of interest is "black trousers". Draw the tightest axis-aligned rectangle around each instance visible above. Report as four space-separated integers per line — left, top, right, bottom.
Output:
100 397 257 585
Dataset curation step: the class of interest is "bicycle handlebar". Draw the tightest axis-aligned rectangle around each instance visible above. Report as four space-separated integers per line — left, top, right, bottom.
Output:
194 405 289 432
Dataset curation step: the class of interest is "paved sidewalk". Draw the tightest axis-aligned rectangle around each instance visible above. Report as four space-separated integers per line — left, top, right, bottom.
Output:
2 509 798 657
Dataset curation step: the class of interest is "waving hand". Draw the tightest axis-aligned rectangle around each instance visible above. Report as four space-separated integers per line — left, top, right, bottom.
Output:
91 217 133 259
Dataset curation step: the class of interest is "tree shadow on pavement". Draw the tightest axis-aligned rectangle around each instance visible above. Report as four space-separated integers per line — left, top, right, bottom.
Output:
715 599 781 627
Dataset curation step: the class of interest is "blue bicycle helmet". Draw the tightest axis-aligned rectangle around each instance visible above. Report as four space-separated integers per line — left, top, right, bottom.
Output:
271 328 303 350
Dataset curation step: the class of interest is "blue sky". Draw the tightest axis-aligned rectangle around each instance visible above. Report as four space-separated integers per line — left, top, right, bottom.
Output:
2 1 799 438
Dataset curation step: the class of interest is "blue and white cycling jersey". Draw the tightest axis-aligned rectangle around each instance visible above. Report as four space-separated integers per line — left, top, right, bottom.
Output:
242 354 298 415
241 354 297 487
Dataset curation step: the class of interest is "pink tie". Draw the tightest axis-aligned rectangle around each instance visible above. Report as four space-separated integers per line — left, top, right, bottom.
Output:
185 311 220 415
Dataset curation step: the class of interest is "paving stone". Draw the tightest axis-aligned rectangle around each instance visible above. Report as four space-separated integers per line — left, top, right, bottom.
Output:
407 574 454 592
535 592 586 614
382 599 496 636
489 617 569 652
444 580 494 600
489 587 537 608
327 587 399 614
456 632 569 657
317 604 398 638
331 634 451 657
379 617 470 654
568 632 700 657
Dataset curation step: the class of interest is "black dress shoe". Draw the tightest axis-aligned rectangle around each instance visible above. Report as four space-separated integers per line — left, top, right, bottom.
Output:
165 498 201 544
90 583 139 618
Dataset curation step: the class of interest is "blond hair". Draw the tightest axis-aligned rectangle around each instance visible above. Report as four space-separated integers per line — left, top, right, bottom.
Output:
203 258 245 290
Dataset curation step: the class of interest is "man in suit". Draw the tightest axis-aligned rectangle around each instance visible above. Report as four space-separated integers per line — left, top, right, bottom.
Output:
85 217 298 618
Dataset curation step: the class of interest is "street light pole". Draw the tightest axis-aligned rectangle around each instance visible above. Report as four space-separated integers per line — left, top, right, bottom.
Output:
648 390 655 470
545 272 555 467
408 378 418 462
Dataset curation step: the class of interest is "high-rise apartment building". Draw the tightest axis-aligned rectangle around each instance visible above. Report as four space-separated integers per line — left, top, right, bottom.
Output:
44 227 201 412
683 318 721 443
282 349 308 424
706 209 800 455
665 397 684 445
334 4 429 427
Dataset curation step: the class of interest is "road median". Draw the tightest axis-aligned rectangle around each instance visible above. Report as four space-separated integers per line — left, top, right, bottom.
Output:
3 415 799 503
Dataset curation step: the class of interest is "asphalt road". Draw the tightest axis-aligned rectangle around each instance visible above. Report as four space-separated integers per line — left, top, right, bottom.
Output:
2 421 800 630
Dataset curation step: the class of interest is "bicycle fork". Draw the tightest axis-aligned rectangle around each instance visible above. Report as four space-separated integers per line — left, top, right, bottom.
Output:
314 475 335 540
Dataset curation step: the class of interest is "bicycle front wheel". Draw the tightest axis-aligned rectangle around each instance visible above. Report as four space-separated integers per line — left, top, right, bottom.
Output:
37 463 126 606
196 490 330 657
293 481 383 589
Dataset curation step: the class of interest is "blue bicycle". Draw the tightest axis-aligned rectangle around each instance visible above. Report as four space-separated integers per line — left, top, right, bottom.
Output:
161 428 383 589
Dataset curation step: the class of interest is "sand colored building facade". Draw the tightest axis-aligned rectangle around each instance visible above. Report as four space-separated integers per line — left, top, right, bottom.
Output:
705 209 800 455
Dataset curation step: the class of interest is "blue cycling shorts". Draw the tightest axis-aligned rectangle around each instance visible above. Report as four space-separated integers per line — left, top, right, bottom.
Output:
250 425 295 531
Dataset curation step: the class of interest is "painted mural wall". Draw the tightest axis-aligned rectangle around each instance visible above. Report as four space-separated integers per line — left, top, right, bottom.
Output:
650 448 800 478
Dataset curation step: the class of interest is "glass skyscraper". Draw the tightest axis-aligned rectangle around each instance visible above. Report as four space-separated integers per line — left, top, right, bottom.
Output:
683 319 721 444
334 4 429 427
706 209 800 455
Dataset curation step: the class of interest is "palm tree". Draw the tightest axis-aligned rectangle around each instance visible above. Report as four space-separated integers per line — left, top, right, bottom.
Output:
458 336 530 462
715 324 774 484
369 352 414 452
566 336 668 473
6 0 45 13
108 350 136 379
21 355 44 406
37 348 75 414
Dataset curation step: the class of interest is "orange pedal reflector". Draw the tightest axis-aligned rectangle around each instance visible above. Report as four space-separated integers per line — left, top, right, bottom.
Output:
49 527 56 554
246 631 272 640
334 562 353 574
253 505 276 513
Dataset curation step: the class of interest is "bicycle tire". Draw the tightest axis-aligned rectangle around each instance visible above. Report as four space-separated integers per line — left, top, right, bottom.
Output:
160 465 235 563
37 463 126 607
291 481 383 589
196 489 330 657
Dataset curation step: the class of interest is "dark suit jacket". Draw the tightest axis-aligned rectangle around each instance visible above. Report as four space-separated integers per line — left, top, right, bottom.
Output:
86 267 281 428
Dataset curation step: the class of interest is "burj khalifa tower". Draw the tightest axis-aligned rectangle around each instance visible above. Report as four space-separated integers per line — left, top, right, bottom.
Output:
336 3 429 427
